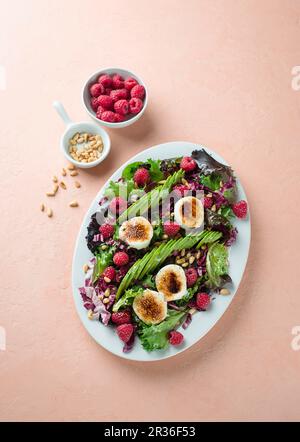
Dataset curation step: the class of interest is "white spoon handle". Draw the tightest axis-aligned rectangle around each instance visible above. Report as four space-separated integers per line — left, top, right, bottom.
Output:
53 101 72 126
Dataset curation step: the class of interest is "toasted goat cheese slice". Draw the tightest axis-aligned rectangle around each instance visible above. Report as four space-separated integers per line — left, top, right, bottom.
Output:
174 196 204 229
155 264 187 302
133 290 167 325
119 216 153 250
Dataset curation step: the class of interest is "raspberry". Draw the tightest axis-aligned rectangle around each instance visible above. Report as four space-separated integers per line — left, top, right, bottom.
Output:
112 74 124 89
196 292 211 310
96 105 106 119
113 251 129 267
169 330 184 346
114 113 125 122
111 310 132 325
129 97 143 114
109 197 127 214
98 74 112 88
185 268 198 287
163 221 180 237
131 84 145 99
91 97 99 111
89 83 105 97
133 167 150 187
101 111 116 122
114 99 129 116
97 95 113 110
173 184 190 197
105 88 112 96
124 77 138 91
116 323 134 343
110 88 128 102
232 200 248 219
180 156 197 172
102 266 116 282
204 196 213 209
99 223 114 239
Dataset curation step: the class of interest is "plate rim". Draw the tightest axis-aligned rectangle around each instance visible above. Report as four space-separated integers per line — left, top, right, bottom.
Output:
72 141 251 362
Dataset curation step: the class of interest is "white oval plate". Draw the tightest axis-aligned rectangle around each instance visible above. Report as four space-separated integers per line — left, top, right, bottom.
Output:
72 142 251 361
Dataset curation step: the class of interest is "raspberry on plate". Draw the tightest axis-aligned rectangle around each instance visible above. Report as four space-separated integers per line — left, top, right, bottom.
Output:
173 184 190 197
185 267 198 287
97 95 113 110
131 84 145 99
109 197 127 214
111 310 132 325
114 99 129 116
204 196 213 209
110 88 128 103
133 167 150 186
180 156 197 172
124 77 138 91
116 323 134 343
90 83 105 98
98 74 113 88
99 223 114 239
112 74 124 89
169 330 184 346
196 292 211 310
129 97 143 114
102 266 116 282
232 200 248 219
113 251 129 267
100 111 116 122
163 221 180 237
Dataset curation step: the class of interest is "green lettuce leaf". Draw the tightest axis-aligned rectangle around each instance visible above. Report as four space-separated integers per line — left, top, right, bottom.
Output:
92 246 115 283
206 242 229 288
200 173 221 191
113 287 143 312
104 179 135 199
138 310 187 351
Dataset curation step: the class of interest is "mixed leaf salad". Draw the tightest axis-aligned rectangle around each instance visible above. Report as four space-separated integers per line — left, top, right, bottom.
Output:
79 149 248 352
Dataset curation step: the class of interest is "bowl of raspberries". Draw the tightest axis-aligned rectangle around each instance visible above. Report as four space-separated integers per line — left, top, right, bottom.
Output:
83 68 148 128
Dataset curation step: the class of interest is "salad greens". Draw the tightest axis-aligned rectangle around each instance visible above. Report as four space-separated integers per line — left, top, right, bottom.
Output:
92 246 115 283
206 242 229 288
138 309 187 351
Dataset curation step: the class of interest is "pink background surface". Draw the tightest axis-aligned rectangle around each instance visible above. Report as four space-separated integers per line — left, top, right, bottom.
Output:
1 0 300 422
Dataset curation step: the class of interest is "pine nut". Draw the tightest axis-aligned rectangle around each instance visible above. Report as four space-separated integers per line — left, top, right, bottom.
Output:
103 298 109 304
69 200 78 207
52 176 58 183
47 208 53 217
162 234 168 239
83 264 89 273
104 288 110 297
53 184 59 194
186 252 191 258
101 245 108 250
67 164 75 171
196 251 201 259
87 310 93 319
46 191 55 197
62 168 67 176
182 262 189 268
220 288 230 296
211 204 216 212
181 249 186 257
70 171 78 177
60 181 66 190
104 277 111 283
189 256 195 264
182 178 189 186
75 181 81 188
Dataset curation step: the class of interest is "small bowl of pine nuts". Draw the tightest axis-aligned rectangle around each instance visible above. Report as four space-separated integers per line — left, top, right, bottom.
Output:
53 101 111 169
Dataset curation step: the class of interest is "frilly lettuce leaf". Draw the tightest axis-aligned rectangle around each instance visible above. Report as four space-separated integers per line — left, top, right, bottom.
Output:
206 242 229 288
192 149 234 182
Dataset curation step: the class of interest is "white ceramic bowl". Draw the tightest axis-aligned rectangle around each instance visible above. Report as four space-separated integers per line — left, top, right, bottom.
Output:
53 101 111 169
82 67 148 129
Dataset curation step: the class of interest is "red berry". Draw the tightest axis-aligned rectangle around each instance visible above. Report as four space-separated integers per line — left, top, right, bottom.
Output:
116 323 134 343
91 97 99 111
232 200 248 219
131 84 145 99
173 184 190 197
114 113 125 122
97 95 113 110
90 83 105 98
204 196 213 209
112 74 124 89
98 74 112 88
109 197 127 214
113 251 129 267
111 310 132 325
169 330 184 346
105 87 113 95
180 156 197 172
102 266 116 282
124 77 138 91
110 88 128 102
96 105 106 119
114 99 129 116
101 111 116 122
185 268 198 287
163 221 180 237
133 167 150 187
129 97 143 114
99 223 114 239
196 292 211 310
